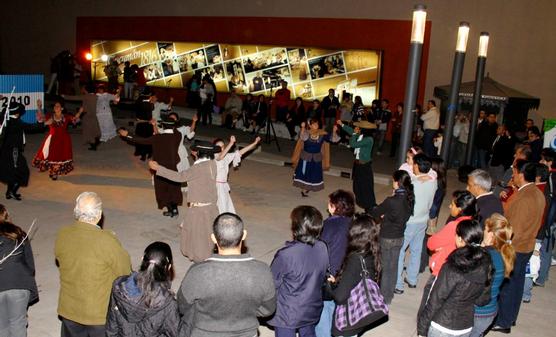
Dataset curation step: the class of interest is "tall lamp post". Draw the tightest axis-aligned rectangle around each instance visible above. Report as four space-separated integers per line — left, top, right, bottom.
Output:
398 4 427 167
465 32 489 165
441 22 470 164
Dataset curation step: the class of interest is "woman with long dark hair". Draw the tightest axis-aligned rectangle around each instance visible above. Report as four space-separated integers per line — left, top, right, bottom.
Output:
471 214 515 337
371 170 414 304
269 206 328 337
327 214 382 336
315 189 355 337
106 241 178 337
417 220 492 337
0 221 38 337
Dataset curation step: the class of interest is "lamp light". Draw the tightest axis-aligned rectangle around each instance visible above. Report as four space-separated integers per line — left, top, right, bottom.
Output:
85 52 93 61
100 54 108 62
455 22 470 53
410 4 427 44
478 32 489 57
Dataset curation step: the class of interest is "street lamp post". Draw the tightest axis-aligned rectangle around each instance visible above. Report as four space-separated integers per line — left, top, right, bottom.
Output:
398 4 427 167
441 22 469 164
465 32 489 165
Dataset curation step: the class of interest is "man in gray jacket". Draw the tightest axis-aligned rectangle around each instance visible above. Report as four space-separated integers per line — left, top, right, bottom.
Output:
178 213 276 337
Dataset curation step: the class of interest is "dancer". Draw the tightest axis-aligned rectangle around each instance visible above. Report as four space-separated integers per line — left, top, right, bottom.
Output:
96 85 120 142
33 99 83 180
337 119 377 212
63 85 102 150
292 118 339 197
118 120 182 217
213 135 261 213
148 140 220 262
157 112 197 173
0 103 40 200
134 98 155 161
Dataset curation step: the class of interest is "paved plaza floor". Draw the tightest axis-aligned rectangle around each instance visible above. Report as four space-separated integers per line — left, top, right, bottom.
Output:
5 108 555 337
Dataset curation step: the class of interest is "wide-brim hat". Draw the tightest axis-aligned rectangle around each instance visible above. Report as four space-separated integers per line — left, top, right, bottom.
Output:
353 120 377 129
190 140 221 154
8 102 25 117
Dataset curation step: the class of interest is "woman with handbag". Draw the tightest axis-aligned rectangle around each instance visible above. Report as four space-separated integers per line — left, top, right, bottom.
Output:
327 213 388 337
417 220 492 337
269 206 329 337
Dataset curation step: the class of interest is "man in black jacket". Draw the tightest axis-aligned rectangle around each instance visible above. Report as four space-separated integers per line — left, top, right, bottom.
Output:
177 213 276 337
467 169 504 227
475 113 498 169
489 124 515 185
321 88 340 132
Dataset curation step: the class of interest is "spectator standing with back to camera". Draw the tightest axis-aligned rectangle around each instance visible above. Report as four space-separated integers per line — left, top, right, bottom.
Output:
269 206 329 337
177 213 276 337
105 242 179 337
370 170 414 305
55 192 131 337
315 190 355 336
0 210 39 337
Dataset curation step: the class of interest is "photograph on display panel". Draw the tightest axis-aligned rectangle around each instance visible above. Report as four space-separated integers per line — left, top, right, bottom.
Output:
90 40 380 101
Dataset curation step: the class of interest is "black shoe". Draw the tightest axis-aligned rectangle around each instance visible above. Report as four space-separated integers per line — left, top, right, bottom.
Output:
491 326 511 334
49 174 58 181
404 278 416 288
394 288 404 294
171 207 179 218
162 210 172 216
301 191 308 197
6 190 22 201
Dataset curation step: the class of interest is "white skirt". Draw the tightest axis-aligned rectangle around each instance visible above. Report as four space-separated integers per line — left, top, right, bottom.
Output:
216 182 235 214
97 113 117 142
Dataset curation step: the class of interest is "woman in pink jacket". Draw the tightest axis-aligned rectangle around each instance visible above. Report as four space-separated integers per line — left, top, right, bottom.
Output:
418 190 477 315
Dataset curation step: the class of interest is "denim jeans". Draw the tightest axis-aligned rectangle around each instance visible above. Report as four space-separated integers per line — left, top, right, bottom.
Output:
396 222 427 290
0 289 30 337
428 324 471 337
522 277 533 302
315 300 335 337
537 233 554 285
275 325 316 337
380 237 404 304
470 313 496 337
495 251 532 328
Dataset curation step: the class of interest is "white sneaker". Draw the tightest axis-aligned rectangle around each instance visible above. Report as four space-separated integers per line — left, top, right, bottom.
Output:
551 258 556 266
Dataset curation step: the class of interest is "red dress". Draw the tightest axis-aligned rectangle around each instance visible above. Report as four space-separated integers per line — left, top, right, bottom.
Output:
32 114 75 177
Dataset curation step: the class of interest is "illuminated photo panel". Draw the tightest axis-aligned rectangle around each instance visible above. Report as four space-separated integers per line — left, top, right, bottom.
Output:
91 40 381 104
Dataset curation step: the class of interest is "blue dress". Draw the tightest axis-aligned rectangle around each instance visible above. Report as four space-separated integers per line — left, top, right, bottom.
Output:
293 133 333 191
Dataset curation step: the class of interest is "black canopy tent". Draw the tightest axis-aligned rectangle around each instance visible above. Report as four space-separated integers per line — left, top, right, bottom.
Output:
434 75 540 132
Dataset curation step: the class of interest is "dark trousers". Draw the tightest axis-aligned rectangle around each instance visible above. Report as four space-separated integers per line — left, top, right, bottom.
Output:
423 129 437 158
285 119 297 139
495 251 532 328
275 325 316 337
420 234 430 273
199 100 213 125
352 161 376 212
276 106 288 122
380 237 404 304
389 132 400 157
61 317 105 337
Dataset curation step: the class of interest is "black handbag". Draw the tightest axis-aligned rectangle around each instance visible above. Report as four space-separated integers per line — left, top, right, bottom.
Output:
321 240 335 301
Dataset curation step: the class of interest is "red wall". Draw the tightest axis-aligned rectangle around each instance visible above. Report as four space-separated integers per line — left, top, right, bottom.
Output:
76 16 431 108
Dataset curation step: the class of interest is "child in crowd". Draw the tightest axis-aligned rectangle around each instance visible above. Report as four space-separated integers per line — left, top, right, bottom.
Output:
399 146 437 180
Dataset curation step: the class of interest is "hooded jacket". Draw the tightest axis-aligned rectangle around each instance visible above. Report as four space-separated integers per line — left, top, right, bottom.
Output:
106 273 179 337
417 250 492 336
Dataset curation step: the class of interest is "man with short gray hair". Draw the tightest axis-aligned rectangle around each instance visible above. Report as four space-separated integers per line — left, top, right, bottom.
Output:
55 192 131 337
467 169 503 226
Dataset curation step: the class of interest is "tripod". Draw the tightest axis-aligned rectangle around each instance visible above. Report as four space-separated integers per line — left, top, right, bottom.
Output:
264 83 280 152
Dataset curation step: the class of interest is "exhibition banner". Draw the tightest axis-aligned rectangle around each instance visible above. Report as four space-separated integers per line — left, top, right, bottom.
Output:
91 40 380 104
0 74 44 124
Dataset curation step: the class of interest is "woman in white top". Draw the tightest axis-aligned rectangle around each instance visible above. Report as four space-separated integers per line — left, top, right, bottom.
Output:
96 86 120 142
213 135 261 214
